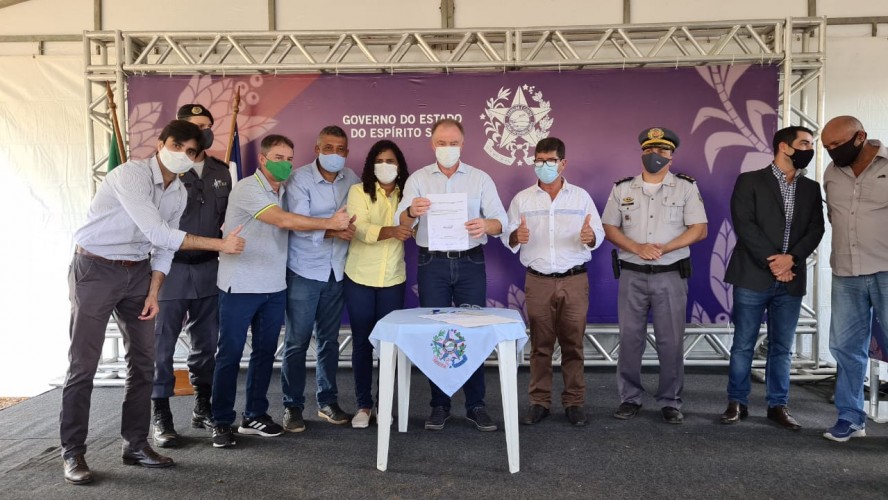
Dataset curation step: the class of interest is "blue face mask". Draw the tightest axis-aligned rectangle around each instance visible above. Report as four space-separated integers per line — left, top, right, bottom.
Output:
318 153 346 173
534 161 560 184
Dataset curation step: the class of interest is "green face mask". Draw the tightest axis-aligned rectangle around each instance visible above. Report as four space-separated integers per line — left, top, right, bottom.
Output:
264 159 293 181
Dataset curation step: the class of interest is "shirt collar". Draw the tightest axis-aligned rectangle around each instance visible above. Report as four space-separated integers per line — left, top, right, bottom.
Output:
149 155 181 191
313 159 344 184
432 161 467 175
630 171 674 188
533 177 572 193
254 168 276 193
375 182 400 197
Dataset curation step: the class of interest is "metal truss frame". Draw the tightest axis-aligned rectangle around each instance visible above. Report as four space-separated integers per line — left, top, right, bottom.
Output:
81 18 828 385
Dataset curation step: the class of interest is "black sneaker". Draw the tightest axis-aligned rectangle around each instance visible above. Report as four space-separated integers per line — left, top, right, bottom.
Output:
238 414 284 437
466 406 498 432
424 406 450 430
212 424 236 448
317 403 350 425
661 406 684 424
283 406 306 433
565 406 588 427
613 402 642 420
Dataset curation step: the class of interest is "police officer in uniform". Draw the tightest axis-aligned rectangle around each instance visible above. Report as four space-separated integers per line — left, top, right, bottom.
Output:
601 127 708 424
151 104 232 447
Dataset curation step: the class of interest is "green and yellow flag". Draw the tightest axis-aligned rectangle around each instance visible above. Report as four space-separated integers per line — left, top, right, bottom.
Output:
107 130 122 172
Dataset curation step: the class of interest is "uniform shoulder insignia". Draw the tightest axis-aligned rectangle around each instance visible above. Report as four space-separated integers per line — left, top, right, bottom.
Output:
614 176 634 185
675 172 696 183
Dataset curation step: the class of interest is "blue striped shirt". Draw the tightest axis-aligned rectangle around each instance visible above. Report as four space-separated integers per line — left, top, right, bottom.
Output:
74 157 186 275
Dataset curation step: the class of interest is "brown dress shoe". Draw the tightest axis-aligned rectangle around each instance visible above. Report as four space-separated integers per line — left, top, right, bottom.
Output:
64 454 93 485
521 404 550 425
122 445 176 468
720 400 749 424
767 405 801 430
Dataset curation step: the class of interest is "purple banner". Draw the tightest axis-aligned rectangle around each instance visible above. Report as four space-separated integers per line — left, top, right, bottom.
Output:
128 65 778 323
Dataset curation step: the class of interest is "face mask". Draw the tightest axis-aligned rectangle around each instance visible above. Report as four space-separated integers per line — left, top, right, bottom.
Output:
318 153 346 173
642 152 670 174
374 163 398 184
435 146 461 168
158 146 194 174
264 158 293 181
786 147 814 170
827 133 865 168
534 161 560 184
200 129 215 150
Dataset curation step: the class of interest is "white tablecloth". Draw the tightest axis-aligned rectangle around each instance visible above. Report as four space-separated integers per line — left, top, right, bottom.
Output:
370 308 528 396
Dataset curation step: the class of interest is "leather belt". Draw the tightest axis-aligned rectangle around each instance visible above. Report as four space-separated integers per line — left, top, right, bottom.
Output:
619 260 681 274
173 251 219 265
418 246 483 260
75 246 145 267
527 265 587 279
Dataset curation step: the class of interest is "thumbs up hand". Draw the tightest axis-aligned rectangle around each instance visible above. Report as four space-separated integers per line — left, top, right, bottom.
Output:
580 214 596 246
516 215 530 245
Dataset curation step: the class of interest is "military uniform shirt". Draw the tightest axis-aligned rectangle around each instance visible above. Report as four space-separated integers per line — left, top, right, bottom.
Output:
601 171 707 266
217 170 287 294
159 155 231 300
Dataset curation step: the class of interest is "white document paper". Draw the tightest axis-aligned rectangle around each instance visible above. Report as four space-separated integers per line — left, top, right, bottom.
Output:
418 311 523 328
427 192 468 251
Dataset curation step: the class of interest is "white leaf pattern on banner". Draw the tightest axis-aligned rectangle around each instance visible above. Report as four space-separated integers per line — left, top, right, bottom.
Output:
704 131 753 173
710 219 736 314
506 284 527 323
128 102 163 160
746 100 777 148
691 302 712 324
177 76 278 157
723 65 749 98
691 106 733 132
486 298 505 309
740 151 774 173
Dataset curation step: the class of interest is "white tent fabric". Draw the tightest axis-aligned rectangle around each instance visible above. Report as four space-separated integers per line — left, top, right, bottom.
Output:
0 56 89 396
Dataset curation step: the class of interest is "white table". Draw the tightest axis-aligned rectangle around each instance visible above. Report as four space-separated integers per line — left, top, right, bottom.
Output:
370 307 528 474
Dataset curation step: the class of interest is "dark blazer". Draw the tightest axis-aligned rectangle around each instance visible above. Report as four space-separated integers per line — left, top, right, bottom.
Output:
724 165 825 296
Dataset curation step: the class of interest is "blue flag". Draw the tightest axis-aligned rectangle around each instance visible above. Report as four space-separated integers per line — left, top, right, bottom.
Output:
228 123 243 181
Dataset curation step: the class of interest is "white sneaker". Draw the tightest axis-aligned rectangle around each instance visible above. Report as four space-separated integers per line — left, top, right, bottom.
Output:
351 409 373 429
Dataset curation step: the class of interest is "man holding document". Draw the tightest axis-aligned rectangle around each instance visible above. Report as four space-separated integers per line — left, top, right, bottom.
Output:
396 118 508 432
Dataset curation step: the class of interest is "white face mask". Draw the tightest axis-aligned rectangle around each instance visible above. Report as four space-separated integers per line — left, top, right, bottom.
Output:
158 146 194 174
374 162 398 184
435 146 461 168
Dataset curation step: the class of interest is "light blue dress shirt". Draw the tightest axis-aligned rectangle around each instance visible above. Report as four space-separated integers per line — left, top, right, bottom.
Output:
74 157 186 275
394 161 508 249
284 160 360 282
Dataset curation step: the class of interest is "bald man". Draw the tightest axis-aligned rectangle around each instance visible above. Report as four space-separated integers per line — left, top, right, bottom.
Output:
821 116 888 442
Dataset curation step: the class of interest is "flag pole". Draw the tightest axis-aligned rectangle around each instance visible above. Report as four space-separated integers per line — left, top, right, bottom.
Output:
105 81 127 163
224 88 241 165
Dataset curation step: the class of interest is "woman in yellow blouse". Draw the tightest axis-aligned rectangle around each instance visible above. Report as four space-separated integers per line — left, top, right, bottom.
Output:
344 140 413 428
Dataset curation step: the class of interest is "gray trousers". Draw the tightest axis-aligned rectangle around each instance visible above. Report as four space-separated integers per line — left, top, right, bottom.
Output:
60 254 154 459
616 269 687 408
152 295 219 399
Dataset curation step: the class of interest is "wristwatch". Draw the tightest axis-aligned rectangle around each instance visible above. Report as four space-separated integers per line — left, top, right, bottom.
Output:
406 206 415 218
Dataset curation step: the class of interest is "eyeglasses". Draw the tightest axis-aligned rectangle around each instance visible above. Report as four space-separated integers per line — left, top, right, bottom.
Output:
533 159 559 168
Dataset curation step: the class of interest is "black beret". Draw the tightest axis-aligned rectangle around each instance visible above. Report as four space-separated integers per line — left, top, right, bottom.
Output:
638 127 679 150
176 104 214 126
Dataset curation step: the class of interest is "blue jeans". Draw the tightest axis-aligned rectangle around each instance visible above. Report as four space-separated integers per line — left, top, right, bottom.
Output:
417 248 487 411
343 276 405 409
281 270 344 409
727 283 802 407
211 290 285 426
829 272 888 425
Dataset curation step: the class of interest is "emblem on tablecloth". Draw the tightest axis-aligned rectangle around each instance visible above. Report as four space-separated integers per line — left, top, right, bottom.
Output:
431 328 468 369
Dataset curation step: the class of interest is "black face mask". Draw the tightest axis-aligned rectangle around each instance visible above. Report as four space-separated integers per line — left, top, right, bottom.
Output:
786 147 814 170
200 128 215 151
642 152 670 174
827 133 865 168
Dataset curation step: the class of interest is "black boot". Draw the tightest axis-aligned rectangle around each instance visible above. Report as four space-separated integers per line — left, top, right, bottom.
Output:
192 385 214 429
152 398 180 448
